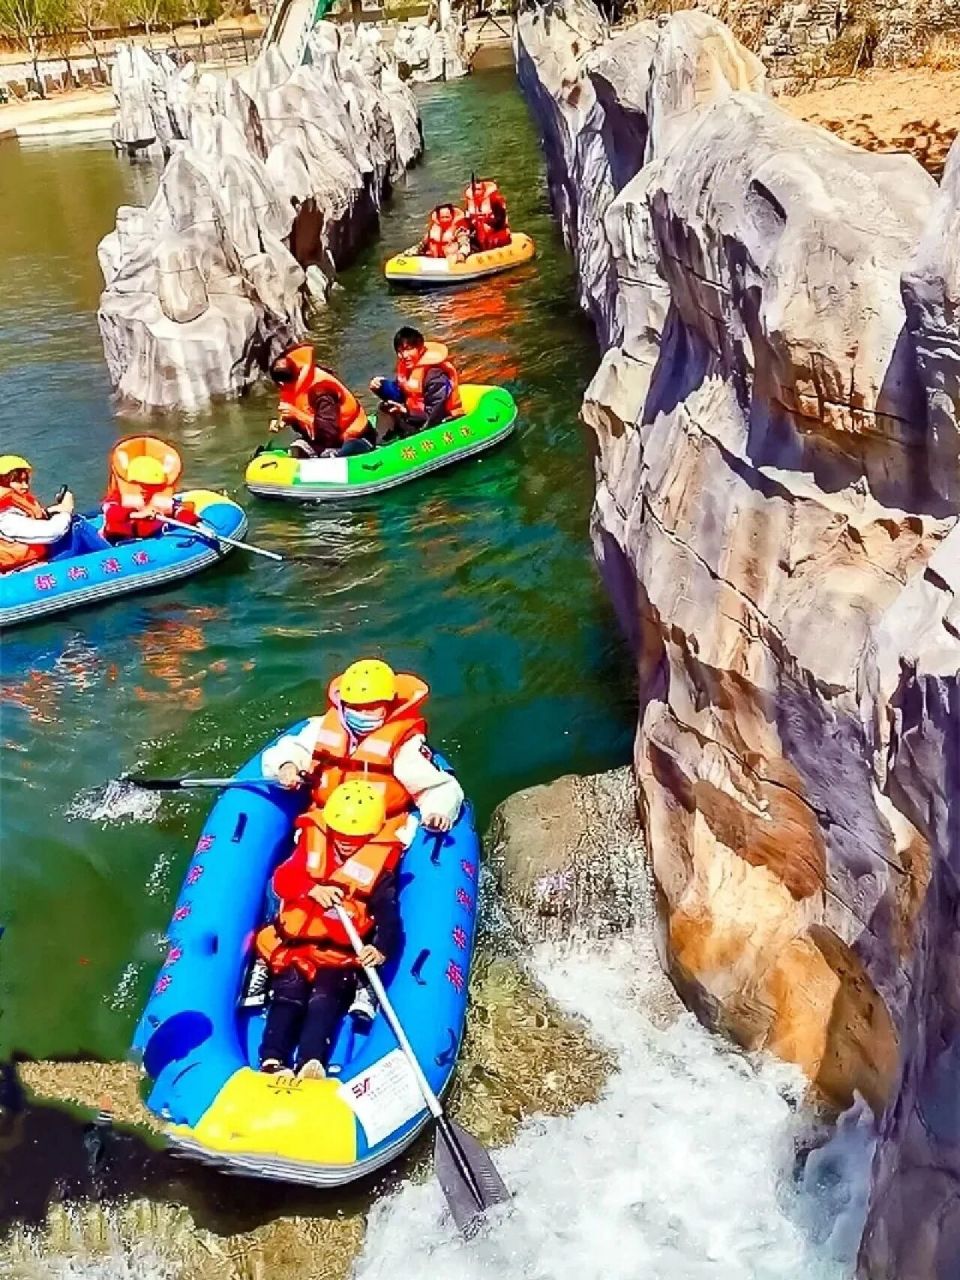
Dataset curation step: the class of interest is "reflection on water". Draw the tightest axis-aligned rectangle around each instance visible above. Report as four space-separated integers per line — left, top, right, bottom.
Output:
0 66 635 1170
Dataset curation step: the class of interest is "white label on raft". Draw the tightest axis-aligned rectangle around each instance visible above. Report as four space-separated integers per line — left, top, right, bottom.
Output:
297 456 349 485
337 1050 425 1148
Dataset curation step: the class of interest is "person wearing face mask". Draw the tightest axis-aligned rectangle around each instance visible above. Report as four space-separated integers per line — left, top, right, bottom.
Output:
255 781 412 1079
260 658 464 834
0 456 76 574
369 326 463 442
268 344 375 460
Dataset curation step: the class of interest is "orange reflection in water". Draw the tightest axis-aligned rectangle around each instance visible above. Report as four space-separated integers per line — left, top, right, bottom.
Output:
436 282 524 386
132 606 224 708
1 669 62 725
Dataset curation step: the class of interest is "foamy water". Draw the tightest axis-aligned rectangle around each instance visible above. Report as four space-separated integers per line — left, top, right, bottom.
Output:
355 940 869 1280
5 1249 176 1280
64 780 162 826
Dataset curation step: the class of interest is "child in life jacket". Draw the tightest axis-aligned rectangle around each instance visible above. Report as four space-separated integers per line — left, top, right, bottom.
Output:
255 780 413 1080
102 440 199 545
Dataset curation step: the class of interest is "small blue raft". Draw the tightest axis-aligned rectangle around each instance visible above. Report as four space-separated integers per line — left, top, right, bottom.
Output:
0 490 247 629
132 727 480 1187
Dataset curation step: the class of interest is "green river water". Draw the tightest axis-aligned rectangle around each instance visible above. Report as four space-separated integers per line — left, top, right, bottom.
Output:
0 70 634 1068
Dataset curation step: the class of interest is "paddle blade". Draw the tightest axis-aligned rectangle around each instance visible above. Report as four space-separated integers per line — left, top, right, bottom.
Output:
434 1119 510 1238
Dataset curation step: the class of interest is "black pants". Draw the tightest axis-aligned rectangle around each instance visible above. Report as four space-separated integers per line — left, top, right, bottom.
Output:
375 405 426 443
260 966 357 1068
289 425 376 459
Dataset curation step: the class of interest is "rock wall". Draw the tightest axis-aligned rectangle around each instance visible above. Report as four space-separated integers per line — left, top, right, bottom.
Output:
654 0 960 89
517 3 960 1274
98 24 420 412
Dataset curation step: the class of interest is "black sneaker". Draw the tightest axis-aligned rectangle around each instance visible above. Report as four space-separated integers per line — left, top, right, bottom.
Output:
240 959 270 1009
349 983 377 1025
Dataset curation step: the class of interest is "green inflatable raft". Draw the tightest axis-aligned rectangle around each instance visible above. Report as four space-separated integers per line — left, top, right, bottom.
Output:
245 384 517 502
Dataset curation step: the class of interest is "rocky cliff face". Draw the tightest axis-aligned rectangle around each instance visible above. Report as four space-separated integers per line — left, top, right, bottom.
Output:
98 25 420 412
517 3 960 1273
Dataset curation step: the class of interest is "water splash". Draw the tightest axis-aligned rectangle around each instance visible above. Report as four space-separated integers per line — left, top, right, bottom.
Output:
1 1223 175 1280
355 939 865 1280
144 853 174 898
105 963 142 1015
65 781 162 826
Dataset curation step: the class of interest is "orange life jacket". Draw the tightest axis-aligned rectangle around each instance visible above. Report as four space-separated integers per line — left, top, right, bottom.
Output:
104 437 182 515
464 180 511 249
426 208 468 258
0 486 48 573
308 673 429 815
395 342 463 419
463 180 505 222
276 343 368 442
256 811 408 975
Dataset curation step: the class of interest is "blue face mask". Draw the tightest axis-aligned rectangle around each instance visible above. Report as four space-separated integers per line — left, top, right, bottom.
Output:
343 706 387 737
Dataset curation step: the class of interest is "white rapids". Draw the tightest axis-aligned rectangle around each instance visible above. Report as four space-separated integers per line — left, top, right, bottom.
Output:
354 937 873 1280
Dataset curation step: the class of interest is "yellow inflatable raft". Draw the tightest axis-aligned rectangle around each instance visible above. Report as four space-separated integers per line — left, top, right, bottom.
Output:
384 233 536 288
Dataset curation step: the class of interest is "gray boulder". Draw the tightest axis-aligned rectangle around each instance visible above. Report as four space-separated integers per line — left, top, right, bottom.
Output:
98 22 421 412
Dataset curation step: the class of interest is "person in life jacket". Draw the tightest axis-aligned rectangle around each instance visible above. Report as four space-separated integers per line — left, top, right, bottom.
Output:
463 178 511 252
255 780 412 1079
415 204 471 262
0 456 75 574
268 344 376 459
368 327 464 441
261 657 464 832
101 438 199 544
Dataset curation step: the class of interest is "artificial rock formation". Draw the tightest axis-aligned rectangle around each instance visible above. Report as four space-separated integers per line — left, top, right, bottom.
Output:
517 4 960 1275
394 19 469 82
98 24 421 411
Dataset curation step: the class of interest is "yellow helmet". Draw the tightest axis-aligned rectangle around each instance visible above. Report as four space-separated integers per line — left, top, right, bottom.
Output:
0 455 32 478
323 780 386 839
127 456 167 486
339 659 397 706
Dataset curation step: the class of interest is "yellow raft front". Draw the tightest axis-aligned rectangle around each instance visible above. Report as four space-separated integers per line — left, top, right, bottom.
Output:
384 232 536 288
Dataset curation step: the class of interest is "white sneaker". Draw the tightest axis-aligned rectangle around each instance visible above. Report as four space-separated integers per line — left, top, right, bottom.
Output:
297 1058 326 1080
240 959 270 1009
349 983 377 1025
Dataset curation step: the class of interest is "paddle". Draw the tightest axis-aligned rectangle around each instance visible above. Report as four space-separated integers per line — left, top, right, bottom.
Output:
334 904 510 1237
160 515 334 566
122 775 283 791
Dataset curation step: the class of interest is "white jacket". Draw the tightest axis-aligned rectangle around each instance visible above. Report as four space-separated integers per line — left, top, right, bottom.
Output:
0 508 70 545
261 719 464 827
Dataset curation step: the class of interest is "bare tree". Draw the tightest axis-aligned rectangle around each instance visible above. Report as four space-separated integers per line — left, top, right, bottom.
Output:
45 0 80 86
72 0 108 75
118 0 182 46
0 0 70 96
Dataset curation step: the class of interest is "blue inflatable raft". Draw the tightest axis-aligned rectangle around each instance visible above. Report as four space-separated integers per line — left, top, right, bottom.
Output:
132 727 480 1187
0 490 247 630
